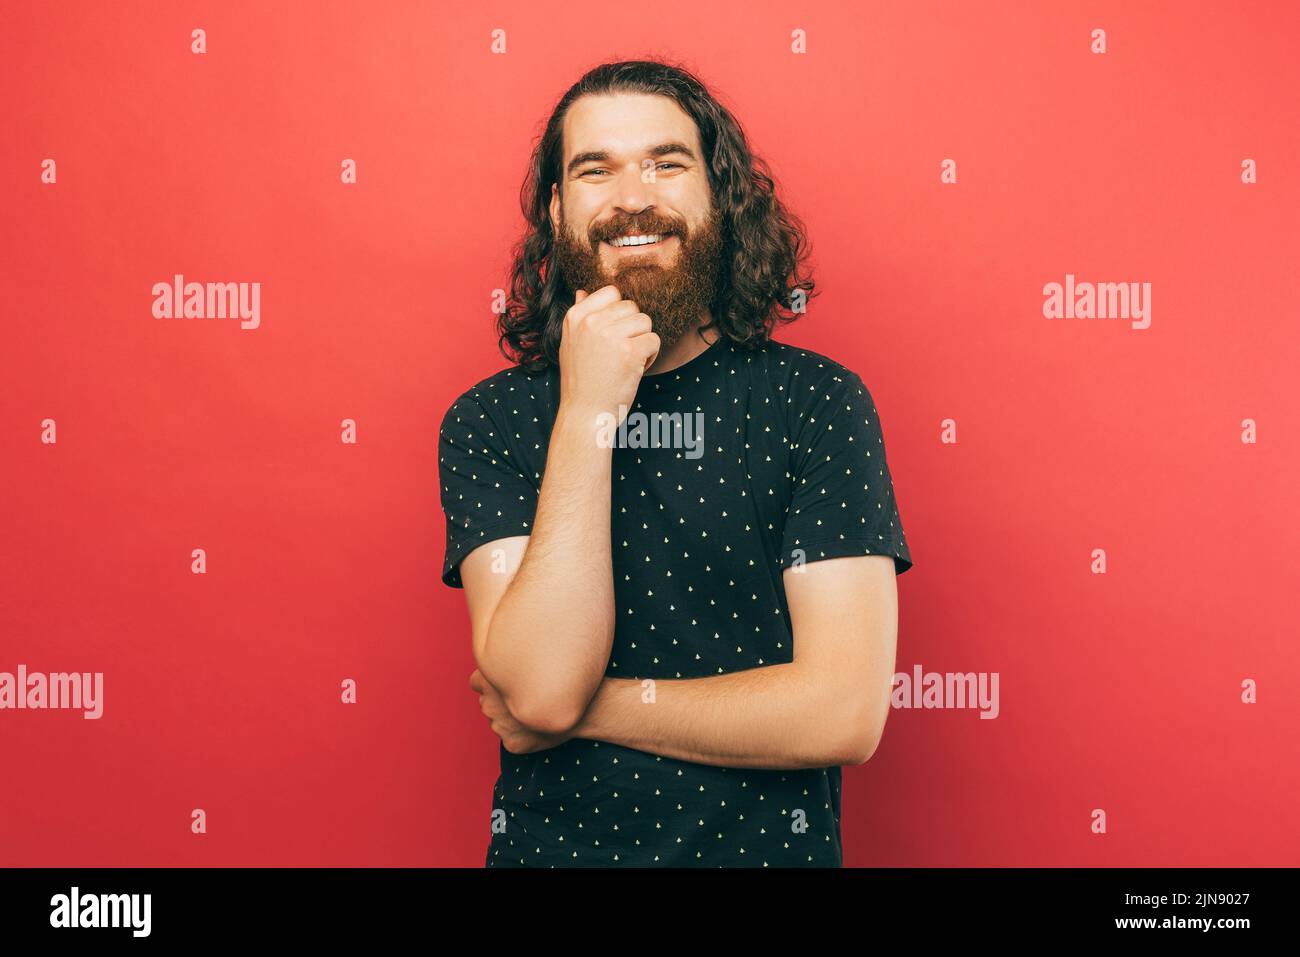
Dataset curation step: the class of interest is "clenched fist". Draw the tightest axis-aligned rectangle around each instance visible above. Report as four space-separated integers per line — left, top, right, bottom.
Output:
557 285 660 425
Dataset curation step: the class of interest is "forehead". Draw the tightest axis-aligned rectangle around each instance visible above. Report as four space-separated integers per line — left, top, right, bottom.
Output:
561 93 701 160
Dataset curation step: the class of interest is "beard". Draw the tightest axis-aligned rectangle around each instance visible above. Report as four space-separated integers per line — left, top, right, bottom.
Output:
552 204 724 351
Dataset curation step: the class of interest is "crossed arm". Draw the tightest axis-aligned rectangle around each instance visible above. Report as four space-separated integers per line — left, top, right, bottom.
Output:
461 534 900 771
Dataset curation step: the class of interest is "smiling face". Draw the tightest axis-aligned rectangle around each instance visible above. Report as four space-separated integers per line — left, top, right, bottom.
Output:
550 93 724 350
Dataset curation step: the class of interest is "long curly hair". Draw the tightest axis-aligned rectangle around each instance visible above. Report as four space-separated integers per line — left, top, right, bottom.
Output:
498 58 818 372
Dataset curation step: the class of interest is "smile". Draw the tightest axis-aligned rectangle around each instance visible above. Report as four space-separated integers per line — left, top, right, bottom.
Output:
604 234 677 252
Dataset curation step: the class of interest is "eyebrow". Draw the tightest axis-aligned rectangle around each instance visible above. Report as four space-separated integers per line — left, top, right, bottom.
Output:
566 141 698 177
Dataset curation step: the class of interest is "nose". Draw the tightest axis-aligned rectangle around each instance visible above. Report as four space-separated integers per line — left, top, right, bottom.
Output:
613 161 658 215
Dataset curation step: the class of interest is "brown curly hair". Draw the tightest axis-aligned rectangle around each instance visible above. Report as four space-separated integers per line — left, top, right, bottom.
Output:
497 58 818 372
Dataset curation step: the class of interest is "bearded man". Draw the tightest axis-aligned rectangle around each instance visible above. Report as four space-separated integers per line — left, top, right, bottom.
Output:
439 58 914 867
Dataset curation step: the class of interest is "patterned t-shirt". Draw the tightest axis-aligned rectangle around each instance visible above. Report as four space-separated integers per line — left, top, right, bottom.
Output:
438 332 913 867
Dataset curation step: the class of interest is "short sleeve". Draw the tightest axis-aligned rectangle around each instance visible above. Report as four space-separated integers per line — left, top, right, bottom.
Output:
438 390 540 588
779 370 913 575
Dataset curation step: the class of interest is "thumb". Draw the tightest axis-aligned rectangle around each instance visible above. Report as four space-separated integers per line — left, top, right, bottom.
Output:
575 289 588 304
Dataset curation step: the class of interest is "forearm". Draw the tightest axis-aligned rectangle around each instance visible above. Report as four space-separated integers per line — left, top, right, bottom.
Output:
570 664 858 770
480 402 614 730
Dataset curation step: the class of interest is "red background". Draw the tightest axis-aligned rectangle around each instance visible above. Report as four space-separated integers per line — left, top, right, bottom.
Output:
2 0 1296 866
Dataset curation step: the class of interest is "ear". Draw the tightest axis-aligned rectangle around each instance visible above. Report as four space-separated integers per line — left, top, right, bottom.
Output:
549 183 560 237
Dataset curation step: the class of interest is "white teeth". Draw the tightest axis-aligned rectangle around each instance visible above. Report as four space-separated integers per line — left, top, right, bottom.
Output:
610 234 662 247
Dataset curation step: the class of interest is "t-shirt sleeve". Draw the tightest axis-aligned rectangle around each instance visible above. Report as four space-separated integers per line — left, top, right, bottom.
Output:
779 370 914 576
437 389 540 588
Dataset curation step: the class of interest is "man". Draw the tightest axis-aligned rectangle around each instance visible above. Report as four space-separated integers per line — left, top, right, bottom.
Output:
438 59 913 867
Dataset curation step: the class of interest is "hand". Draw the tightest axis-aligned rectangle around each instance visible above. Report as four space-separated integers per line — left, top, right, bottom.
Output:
558 285 660 425
469 669 574 755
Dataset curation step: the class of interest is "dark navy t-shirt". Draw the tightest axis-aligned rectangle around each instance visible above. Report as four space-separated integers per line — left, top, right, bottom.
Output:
438 332 913 867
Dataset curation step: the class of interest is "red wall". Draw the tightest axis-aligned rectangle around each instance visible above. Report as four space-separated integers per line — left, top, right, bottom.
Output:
1 0 1296 866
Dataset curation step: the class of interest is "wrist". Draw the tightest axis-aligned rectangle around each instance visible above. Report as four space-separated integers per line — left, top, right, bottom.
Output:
571 678 611 740
555 401 617 451
557 397 613 422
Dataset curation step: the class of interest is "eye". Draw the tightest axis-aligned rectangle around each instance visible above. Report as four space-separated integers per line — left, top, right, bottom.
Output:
580 163 680 177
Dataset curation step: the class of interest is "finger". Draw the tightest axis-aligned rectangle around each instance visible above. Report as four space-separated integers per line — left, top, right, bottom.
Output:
609 312 652 337
635 332 662 370
575 289 587 304
579 285 622 311
567 285 620 325
590 299 643 326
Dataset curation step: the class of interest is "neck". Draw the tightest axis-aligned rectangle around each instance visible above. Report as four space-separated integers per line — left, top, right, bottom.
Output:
645 315 719 376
